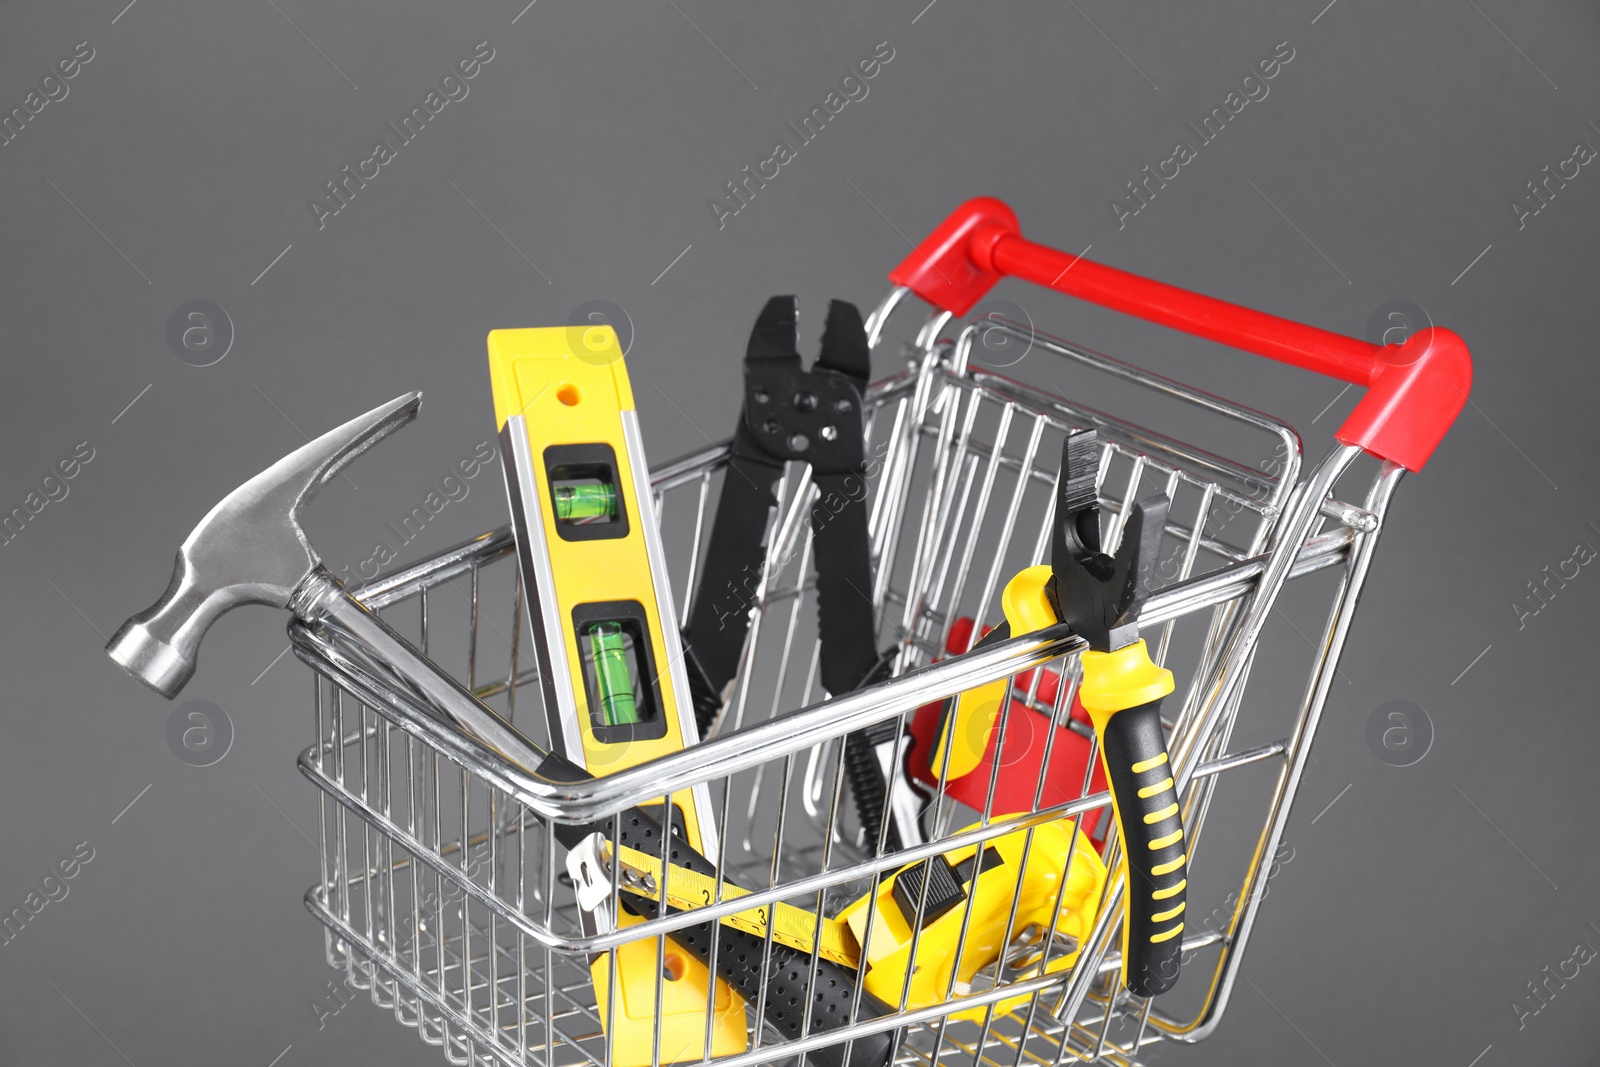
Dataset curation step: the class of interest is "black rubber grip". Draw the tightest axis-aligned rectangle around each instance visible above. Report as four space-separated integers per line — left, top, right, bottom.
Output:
841 652 901 853
683 448 785 703
810 470 879 697
1098 699 1186 997
682 643 724 739
539 753 899 1067
843 723 901 854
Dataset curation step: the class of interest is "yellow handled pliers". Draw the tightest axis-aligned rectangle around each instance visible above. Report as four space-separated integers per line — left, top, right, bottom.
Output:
934 430 1185 996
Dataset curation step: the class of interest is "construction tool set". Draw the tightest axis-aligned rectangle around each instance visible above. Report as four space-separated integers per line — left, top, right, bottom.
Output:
107 197 1471 1066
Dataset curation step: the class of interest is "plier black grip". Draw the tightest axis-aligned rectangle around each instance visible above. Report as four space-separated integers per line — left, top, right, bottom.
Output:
683 297 917 851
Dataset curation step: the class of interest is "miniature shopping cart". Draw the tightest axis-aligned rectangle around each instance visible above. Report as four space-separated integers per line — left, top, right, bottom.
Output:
290 198 1470 1066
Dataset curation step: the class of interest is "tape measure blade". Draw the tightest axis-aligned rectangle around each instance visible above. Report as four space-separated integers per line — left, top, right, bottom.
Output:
615 845 859 968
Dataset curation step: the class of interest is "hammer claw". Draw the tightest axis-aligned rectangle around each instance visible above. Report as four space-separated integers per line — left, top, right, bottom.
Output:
106 391 422 698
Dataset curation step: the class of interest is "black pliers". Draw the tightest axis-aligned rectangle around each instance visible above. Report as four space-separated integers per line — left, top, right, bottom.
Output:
683 296 919 851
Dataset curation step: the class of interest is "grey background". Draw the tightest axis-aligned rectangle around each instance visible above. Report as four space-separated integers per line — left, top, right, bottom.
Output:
1 0 1597 1064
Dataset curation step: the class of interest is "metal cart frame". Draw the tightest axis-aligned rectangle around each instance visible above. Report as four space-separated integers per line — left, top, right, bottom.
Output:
291 198 1470 1066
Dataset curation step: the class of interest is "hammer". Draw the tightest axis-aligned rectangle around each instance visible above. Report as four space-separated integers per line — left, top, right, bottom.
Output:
105 391 900 1067
106 391 536 762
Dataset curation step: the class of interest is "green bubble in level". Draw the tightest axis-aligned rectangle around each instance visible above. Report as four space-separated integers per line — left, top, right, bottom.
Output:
587 621 639 725
555 481 617 521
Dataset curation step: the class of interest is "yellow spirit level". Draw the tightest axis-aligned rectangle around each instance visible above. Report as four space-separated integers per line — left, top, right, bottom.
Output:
488 325 744 1063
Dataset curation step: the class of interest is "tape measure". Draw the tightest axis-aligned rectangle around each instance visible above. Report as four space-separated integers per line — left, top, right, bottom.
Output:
608 843 861 969
834 819 1107 1018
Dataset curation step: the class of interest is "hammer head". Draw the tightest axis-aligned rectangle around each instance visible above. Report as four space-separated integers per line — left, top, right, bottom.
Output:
106 391 422 698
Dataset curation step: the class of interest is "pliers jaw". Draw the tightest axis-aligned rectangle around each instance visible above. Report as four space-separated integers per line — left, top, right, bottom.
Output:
738 296 870 475
1048 430 1170 652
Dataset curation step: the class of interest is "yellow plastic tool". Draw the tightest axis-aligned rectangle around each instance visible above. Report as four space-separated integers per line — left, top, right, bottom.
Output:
836 819 1106 1019
929 566 1061 781
590 911 748 1064
488 325 744 1062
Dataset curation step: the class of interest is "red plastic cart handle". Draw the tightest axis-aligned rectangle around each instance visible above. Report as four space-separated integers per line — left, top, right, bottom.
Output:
888 198 1472 472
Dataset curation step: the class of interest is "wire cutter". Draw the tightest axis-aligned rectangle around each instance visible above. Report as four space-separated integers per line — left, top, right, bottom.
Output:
934 430 1186 996
683 296 922 851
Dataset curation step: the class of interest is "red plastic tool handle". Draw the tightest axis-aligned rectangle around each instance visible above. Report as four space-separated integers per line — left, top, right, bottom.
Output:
887 198 1472 471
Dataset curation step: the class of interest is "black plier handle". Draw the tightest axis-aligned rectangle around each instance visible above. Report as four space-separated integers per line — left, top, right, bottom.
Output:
682 297 913 850
683 296 877 700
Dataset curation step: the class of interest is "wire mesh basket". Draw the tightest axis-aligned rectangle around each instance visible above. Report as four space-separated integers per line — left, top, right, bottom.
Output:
288 199 1464 1067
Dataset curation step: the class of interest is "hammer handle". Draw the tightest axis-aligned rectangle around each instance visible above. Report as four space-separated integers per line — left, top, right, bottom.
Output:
304 571 553 769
